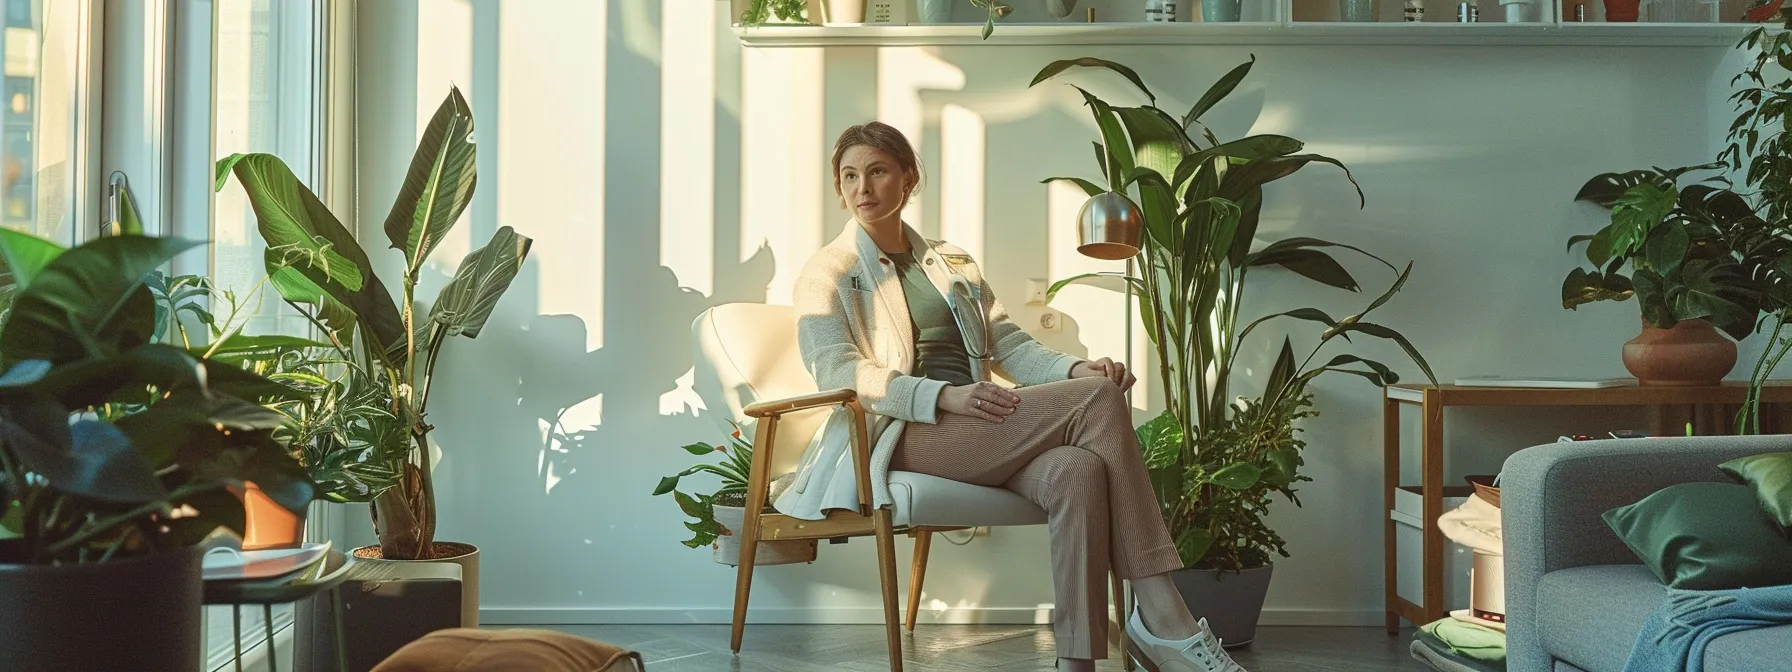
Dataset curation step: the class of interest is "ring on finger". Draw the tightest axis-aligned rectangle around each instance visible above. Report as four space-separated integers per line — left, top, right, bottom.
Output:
975 399 982 410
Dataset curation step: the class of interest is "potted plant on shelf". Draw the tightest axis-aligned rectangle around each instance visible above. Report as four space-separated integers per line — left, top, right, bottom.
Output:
1563 164 1762 386
1034 56 1436 647
0 229 315 672
653 422 816 566
218 86 533 628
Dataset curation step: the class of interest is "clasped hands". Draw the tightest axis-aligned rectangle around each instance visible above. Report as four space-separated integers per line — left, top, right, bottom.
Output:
935 357 1134 423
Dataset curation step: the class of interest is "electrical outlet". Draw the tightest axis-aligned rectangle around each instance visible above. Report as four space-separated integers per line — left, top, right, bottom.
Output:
1037 308 1063 332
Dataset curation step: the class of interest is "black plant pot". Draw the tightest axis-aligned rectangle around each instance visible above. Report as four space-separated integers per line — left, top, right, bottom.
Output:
0 544 204 671
1170 563 1274 648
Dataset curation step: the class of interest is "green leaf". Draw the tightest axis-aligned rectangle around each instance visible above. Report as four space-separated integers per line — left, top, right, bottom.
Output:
1184 56 1254 129
1264 337 1297 405
0 359 51 390
1361 261 1415 317
1561 268 1635 310
161 486 246 547
1176 527 1216 566
1263 447 1300 487
1045 272 1144 304
1237 308 1340 345
1114 107 1184 179
384 87 479 282
1041 176 1104 197
1209 462 1262 490
1172 135 1304 189
61 420 170 504
1249 248 1359 291
265 254 359 342
225 152 408 368
1566 234 1596 253
196 333 333 359
426 226 533 340
1642 221 1690 274
1074 87 1135 192
1245 236 1396 273
1 235 203 366
674 490 708 519
1332 321 1438 386
109 175 146 236
682 442 719 456
1319 354 1396 384
1134 410 1184 471
1028 57 1155 103
0 227 67 289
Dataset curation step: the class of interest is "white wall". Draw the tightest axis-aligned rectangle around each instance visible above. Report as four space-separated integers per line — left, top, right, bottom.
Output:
346 0 1748 626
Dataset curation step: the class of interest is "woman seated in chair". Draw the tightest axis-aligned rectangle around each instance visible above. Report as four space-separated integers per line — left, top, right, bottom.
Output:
780 121 1248 672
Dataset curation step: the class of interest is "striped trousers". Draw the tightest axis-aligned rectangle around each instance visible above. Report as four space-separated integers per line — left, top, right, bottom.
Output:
892 376 1183 659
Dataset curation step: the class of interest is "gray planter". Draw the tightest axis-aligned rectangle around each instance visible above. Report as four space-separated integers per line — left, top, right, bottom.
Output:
712 505 817 566
0 544 204 671
1170 563 1274 648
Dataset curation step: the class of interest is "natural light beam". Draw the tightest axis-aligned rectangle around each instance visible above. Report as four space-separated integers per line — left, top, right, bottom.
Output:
417 0 475 268
742 46 823 305
499 1 607 350
659 0 715 296
876 47 963 233
938 104 983 262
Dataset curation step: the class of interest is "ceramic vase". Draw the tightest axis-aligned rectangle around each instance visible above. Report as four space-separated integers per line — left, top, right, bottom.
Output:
1603 0 1640 21
1340 0 1381 21
1204 0 1243 21
918 0 954 23
1620 318 1737 386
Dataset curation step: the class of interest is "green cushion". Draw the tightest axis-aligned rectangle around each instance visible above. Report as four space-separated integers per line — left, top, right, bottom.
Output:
1720 451 1792 529
1602 481 1792 590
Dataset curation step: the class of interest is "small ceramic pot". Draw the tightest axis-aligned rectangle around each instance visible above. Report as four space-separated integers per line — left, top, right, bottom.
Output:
1621 318 1737 386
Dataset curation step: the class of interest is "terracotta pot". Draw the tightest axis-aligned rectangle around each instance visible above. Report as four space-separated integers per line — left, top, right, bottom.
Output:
1621 318 1737 386
354 542 481 628
240 482 306 550
1603 0 1640 21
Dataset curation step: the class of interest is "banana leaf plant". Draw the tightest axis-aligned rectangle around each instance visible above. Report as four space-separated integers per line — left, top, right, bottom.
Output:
1034 56 1436 571
218 86 533 560
0 229 314 565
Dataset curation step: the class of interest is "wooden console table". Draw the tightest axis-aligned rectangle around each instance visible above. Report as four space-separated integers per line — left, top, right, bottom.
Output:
1381 381 1792 632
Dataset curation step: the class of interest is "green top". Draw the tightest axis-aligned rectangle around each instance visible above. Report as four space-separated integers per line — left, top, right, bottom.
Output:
888 251 974 386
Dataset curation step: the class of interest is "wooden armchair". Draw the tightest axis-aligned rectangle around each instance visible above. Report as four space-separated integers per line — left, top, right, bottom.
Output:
691 304 1132 672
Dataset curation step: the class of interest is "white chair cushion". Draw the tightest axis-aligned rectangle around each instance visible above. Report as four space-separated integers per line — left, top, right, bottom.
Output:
888 471 1046 528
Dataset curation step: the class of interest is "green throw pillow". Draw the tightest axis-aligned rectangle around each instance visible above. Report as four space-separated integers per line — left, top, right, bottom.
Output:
1602 482 1792 590
1720 451 1792 530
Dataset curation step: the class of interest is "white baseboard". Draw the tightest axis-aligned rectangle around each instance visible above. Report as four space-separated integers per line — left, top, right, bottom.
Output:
480 607 1386 627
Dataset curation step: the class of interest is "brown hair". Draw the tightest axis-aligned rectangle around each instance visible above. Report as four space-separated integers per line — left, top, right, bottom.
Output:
830 121 922 207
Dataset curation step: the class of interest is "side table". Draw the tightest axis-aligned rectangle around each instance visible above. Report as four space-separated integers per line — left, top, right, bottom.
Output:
205 548 354 672
1381 381 1792 632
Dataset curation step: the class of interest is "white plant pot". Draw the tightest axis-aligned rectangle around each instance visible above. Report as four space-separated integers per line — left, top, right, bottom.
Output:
352 543 481 628
712 505 818 566
818 0 866 23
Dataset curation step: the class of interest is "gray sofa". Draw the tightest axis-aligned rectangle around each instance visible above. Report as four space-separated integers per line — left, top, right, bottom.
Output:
1502 435 1792 672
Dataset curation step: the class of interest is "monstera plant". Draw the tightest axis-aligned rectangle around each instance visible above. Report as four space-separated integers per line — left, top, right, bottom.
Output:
218 86 533 562
1037 57 1436 576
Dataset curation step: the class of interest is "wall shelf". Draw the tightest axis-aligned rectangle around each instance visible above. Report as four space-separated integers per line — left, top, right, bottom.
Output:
734 20 1759 48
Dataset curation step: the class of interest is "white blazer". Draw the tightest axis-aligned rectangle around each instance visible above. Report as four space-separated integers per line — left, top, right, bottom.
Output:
773 222 1080 521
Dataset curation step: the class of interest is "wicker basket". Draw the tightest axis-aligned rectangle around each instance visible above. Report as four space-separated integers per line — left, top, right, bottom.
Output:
1466 475 1501 509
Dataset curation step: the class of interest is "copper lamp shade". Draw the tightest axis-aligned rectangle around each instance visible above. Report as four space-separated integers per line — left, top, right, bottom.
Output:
1075 191 1144 260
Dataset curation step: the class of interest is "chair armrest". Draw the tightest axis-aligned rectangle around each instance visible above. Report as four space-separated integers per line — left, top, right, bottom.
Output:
1502 435 1789 672
743 388 857 418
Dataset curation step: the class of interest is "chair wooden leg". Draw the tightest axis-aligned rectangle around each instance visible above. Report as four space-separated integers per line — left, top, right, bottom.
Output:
906 530 933 633
1113 572 1134 671
730 515 761 653
873 509 905 672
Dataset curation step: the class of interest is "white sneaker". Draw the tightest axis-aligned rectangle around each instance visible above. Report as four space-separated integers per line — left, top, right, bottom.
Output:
1123 606 1247 672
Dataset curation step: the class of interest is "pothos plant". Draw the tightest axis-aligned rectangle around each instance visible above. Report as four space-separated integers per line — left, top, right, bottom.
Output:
739 0 1010 39
652 422 753 549
1037 56 1436 572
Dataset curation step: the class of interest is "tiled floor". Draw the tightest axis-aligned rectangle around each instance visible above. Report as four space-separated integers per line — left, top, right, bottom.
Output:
500 623 1431 671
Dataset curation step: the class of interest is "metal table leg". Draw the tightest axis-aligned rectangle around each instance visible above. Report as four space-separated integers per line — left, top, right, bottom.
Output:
264 604 278 672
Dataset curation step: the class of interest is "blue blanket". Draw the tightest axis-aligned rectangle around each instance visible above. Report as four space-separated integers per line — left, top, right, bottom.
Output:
1624 584 1792 672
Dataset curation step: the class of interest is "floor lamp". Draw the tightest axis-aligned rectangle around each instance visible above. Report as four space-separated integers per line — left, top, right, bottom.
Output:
1074 190 1144 666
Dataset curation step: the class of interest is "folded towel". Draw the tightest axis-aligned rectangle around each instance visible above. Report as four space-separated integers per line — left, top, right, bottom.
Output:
1624 583 1792 672
1421 617 1506 663
1438 493 1502 555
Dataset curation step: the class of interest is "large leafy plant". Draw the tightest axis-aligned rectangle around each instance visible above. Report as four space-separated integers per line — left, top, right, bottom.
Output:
1036 57 1435 571
219 87 533 560
1562 164 1762 341
0 229 314 565
651 422 753 549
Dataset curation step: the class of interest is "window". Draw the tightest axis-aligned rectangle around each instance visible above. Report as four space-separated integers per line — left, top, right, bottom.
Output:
0 0 93 246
